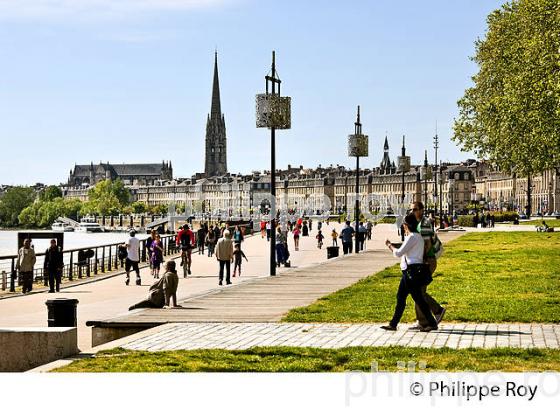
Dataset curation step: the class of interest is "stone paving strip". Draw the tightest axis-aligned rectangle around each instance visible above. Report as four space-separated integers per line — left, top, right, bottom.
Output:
119 322 560 351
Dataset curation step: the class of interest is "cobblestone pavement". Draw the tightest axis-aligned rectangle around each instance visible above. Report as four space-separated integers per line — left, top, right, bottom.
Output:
119 322 560 351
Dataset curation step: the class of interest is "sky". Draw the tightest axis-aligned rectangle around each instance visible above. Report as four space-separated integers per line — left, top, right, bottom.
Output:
0 0 505 185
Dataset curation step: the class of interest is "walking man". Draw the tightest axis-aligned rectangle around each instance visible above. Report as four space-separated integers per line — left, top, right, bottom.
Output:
215 230 234 286
44 239 64 293
16 238 36 294
125 229 141 286
410 201 445 328
340 221 355 254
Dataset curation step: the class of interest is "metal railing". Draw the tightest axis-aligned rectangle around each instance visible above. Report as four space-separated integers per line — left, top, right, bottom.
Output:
0 234 178 292
1 222 255 293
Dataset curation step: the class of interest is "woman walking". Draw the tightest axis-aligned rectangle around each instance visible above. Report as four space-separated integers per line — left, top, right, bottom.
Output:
206 226 216 257
293 224 301 251
381 213 438 332
150 234 164 278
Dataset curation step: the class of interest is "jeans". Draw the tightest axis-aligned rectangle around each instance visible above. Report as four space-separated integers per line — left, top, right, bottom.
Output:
219 260 231 283
48 269 61 292
390 271 437 328
342 241 352 254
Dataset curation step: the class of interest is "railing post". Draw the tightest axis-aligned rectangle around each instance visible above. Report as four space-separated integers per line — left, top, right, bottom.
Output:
68 251 73 281
101 246 106 273
10 259 16 292
94 248 98 275
2 271 6 291
108 247 112 271
115 245 119 269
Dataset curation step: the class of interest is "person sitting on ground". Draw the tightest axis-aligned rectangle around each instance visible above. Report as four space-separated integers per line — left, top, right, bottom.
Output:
129 261 180 310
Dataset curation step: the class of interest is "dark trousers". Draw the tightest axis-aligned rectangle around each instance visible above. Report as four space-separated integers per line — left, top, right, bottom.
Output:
415 257 443 326
48 269 61 292
342 241 352 254
219 260 231 283
125 258 140 277
390 272 437 328
21 271 33 293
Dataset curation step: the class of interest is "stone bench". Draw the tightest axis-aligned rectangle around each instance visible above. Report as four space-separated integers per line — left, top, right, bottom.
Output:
0 327 78 372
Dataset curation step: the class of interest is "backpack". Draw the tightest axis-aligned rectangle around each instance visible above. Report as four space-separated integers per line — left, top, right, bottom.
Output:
432 234 444 259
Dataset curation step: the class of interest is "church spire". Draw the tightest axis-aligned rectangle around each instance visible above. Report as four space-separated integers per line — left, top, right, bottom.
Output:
211 51 221 119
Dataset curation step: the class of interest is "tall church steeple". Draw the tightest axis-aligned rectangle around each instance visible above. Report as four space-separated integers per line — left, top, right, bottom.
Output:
205 51 228 177
210 51 221 120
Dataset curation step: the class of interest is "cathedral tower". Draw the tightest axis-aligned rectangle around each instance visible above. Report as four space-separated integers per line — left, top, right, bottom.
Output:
204 52 228 177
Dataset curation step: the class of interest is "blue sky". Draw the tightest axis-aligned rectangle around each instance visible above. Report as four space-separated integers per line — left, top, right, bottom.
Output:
0 0 504 185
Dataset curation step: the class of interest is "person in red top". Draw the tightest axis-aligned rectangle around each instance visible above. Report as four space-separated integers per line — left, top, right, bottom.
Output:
176 224 195 277
260 220 266 238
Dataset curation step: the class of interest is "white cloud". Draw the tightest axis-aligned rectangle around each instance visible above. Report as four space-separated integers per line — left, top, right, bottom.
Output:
0 0 230 20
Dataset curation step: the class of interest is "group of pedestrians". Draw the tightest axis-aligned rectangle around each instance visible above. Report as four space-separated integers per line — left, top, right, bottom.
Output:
16 238 64 294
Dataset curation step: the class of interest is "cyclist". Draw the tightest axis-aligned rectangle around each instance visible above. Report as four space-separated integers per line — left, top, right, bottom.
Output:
176 224 195 277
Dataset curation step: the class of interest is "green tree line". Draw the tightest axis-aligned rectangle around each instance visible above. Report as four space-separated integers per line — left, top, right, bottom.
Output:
0 180 170 228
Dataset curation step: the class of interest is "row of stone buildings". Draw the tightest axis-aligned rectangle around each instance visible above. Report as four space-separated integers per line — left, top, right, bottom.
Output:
61 52 560 217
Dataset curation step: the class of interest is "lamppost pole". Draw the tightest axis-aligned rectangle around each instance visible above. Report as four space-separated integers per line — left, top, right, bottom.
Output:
256 51 291 277
269 53 278 276
399 135 408 241
354 108 361 254
347 106 369 253
434 124 442 228
439 160 443 224
423 150 428 206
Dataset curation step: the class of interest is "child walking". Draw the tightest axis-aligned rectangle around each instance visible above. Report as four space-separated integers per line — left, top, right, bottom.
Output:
316 230 324 249
232 244 248 277
331 228 338 247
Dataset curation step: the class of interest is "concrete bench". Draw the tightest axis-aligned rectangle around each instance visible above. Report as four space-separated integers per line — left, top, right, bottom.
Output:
0 327 78 372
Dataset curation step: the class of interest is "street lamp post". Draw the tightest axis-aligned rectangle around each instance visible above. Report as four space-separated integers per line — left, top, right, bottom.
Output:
439 161 443 224
434 126 442 228
398 136 410 241
347 106 369 254
256 51 291 277
423 150 428 206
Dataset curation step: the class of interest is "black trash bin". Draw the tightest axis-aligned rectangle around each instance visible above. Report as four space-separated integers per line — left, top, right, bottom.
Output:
45 298 79 327
327 246 339 259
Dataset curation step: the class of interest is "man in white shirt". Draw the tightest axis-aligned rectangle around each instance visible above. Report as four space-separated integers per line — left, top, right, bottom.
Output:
125 230 141 286
381 213 438 332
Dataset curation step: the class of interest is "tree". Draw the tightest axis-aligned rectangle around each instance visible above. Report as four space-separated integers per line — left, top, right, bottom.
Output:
130 201 148 214
453 0 560 216
0 187 36 227
85 179 131 215
39 185 63 202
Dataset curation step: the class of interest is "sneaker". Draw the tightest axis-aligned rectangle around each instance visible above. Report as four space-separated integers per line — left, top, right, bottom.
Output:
226 281 232 285
435 308 446 324
380 325 397 331
188 269 192 275
219 281 223 286
419 326 438 332
125 277 130 286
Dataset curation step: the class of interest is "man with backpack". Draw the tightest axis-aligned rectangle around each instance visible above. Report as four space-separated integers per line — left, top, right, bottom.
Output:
410 201 446 329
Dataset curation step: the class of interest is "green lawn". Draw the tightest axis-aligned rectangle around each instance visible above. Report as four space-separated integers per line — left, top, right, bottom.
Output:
53 346 560 372
283 232 560 323
520 219 560 228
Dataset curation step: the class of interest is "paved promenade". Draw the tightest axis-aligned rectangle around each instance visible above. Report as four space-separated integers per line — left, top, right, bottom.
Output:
0 222 409 349
118 322 560 351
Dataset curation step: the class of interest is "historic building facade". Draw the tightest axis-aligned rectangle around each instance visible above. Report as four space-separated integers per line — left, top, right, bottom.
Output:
67 161 173 188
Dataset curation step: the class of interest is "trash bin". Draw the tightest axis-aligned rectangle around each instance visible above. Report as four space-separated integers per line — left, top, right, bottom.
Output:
327 246 339 259
45 298 79 327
